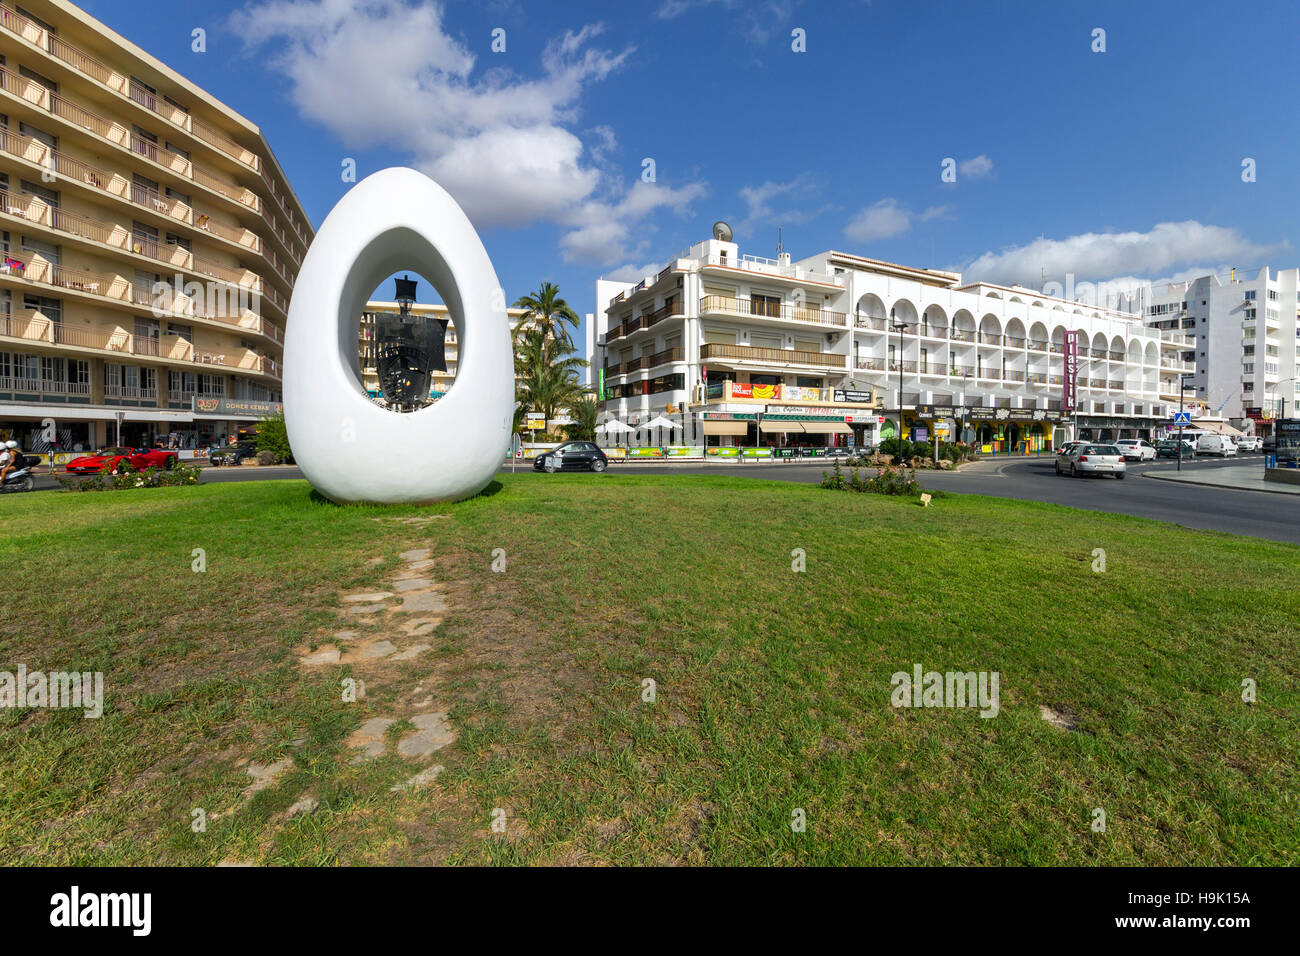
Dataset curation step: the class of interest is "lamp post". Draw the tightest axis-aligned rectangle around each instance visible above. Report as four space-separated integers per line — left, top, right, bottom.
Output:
891 308 907 454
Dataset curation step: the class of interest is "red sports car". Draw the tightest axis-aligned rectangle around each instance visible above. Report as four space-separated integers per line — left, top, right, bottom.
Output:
64 446 179 474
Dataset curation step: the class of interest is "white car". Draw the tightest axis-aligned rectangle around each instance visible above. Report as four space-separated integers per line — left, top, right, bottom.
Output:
1115 439 1156 462
1055 443 1127 478
1196 435 1238 457
1236 436 1261 452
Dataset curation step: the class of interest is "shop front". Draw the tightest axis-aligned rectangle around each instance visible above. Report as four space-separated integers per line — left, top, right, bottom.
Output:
914 404 1065 454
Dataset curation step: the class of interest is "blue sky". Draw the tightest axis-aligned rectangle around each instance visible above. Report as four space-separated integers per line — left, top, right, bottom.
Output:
84 0 1298 337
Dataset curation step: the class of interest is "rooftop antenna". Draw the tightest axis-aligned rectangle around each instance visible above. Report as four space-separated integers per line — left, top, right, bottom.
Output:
712 220 733 242
777 226 783 256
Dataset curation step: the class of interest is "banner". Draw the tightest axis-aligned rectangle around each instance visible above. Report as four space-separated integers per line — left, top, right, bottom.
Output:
1063 331 1078 413
730 383 777 400
192 397 284 418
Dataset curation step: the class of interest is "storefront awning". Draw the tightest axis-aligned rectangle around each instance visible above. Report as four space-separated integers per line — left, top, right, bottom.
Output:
801 421 853 434
1192 419 1245 437
702 420 749 436
758 421 805 433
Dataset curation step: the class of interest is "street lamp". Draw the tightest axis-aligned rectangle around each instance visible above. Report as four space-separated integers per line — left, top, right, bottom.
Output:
891 307 908 454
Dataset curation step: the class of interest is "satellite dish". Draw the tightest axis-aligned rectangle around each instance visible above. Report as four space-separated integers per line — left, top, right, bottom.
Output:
712 220 733 242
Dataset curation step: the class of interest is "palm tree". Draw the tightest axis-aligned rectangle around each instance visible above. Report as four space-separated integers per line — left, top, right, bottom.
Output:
514 325 587 433
565 395 599 442
513 281 580 350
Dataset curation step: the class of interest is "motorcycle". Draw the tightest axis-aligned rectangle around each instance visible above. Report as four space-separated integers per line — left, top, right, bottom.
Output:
1 455 36 493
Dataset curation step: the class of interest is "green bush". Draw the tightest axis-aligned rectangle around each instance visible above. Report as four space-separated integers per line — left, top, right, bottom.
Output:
57 460 202 492
256 450 276 466
822 462 940 499
256 411 293 464
911 441 932 460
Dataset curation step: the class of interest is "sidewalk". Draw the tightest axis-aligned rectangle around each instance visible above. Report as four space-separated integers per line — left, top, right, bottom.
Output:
1143 463 1300 496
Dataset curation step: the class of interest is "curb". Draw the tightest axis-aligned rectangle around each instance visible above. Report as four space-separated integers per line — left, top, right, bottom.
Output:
1142 470 1300 497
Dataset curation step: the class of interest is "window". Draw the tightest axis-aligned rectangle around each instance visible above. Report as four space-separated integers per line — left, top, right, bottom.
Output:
165 232 190 252
1244 290 1256 301
128 76 156 109
164 185 190 206
1268 289 1279 301
167 322 193 342
131 173 159 205
750 293 781 317
18 65 56 95
131 125 158 160
18 121 55 149
21 236 58 263
23 294 60 322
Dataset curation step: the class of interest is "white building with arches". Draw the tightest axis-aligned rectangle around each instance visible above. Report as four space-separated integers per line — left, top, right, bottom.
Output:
590 236 1195 451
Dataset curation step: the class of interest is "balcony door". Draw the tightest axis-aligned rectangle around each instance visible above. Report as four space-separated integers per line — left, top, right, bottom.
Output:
751 293 780 318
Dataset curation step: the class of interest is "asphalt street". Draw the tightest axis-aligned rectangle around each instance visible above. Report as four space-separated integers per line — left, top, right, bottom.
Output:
23 454 1300 546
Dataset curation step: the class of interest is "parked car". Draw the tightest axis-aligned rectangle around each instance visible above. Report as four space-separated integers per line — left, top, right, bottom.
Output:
1196 434 1237 457
209 441 258 466
1156 439 1195 460
533 441 608 473
1263 435 1277 453
64 446 178 475
1053 440 1087 458
1236 435 1261 452
1115 438 1156 462
1055 443 1127 478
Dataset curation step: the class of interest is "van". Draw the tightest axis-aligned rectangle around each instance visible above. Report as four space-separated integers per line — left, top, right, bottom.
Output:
1196 434 1237 457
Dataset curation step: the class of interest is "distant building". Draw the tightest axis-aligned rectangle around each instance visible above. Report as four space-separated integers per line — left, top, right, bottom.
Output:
1144 267 1300 434
592 236 1193 450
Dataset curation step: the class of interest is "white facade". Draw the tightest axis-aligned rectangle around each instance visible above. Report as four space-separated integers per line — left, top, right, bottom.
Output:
1144 267 1300 426
592 238 1193 447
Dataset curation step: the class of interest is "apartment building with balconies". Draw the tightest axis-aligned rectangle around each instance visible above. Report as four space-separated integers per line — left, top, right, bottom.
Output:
593 238 883 448
1144 267 1300 434
591 235 1190 450
0 0 312 454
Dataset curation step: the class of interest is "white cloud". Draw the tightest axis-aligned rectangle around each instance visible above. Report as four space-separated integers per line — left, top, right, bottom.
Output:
604 261 664 283
735 175 826 236
232 0 701 259
655 0 799 46
961 221 1279 286
958 155 994 179
561 179 708 266
845 198 949 243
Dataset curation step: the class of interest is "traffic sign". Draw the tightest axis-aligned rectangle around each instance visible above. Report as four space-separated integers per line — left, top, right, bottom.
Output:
1174 411 1191 426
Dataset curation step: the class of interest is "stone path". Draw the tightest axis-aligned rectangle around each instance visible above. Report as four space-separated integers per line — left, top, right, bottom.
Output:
288 544 458 796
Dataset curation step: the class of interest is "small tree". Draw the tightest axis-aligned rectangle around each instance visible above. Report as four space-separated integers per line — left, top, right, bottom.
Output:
257 411 293 464
564 396 599 442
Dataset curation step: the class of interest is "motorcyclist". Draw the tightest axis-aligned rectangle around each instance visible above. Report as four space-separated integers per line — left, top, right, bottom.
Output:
0 440 20 482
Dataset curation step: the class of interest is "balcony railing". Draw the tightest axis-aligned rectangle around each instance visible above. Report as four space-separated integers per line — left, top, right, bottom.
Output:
0 374 90 396
979 332 1003 345
855 315 887 331
854 357 884 371
701 294 847 327
950 329 976 342
699 342 845 368
647 346 684 367
1028 339 1049 351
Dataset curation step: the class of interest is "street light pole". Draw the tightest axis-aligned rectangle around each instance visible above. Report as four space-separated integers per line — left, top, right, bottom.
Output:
891 308 907 456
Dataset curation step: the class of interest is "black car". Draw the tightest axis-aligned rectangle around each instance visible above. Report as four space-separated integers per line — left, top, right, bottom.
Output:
1155 439 1195 460
533 441 608 473
209 441 257 466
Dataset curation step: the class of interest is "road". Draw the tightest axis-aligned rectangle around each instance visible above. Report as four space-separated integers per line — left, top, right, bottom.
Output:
25 455 1300 546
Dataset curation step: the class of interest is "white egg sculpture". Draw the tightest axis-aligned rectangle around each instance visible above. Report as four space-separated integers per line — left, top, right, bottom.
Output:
283 167 513 503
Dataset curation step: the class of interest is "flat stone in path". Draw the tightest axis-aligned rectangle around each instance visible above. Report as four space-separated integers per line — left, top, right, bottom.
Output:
287 796 318 817
244 758 293 797
397 711 456 758
391 644 430 661
393 577 433 592
391 764 444 792
302 647 341 666
401 590 445 613
347 717 396 760
402 558 435 572
332 631 360 642
405 619 440 636
360 640 398 659
343 592 393 603
399 548 431 562
347 603 386 616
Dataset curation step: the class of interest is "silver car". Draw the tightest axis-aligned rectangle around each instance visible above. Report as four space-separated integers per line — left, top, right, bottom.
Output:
1055 443 1127 479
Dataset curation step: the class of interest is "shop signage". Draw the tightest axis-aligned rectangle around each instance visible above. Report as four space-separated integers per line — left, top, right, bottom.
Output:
706 447 742 458
916 404 1062 423
766 405 846 416
833 388 873 404
1063 331 1079 413
192 397 285 418
730 383 777 399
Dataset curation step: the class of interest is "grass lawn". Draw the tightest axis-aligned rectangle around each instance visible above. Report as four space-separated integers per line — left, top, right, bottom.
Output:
0 472 1296 865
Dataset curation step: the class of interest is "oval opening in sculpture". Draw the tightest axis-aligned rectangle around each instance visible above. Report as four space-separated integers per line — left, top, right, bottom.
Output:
284 168 513 504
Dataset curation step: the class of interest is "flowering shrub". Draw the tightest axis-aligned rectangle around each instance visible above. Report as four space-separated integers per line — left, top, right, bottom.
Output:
820 461 940 499
58 461 202 492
